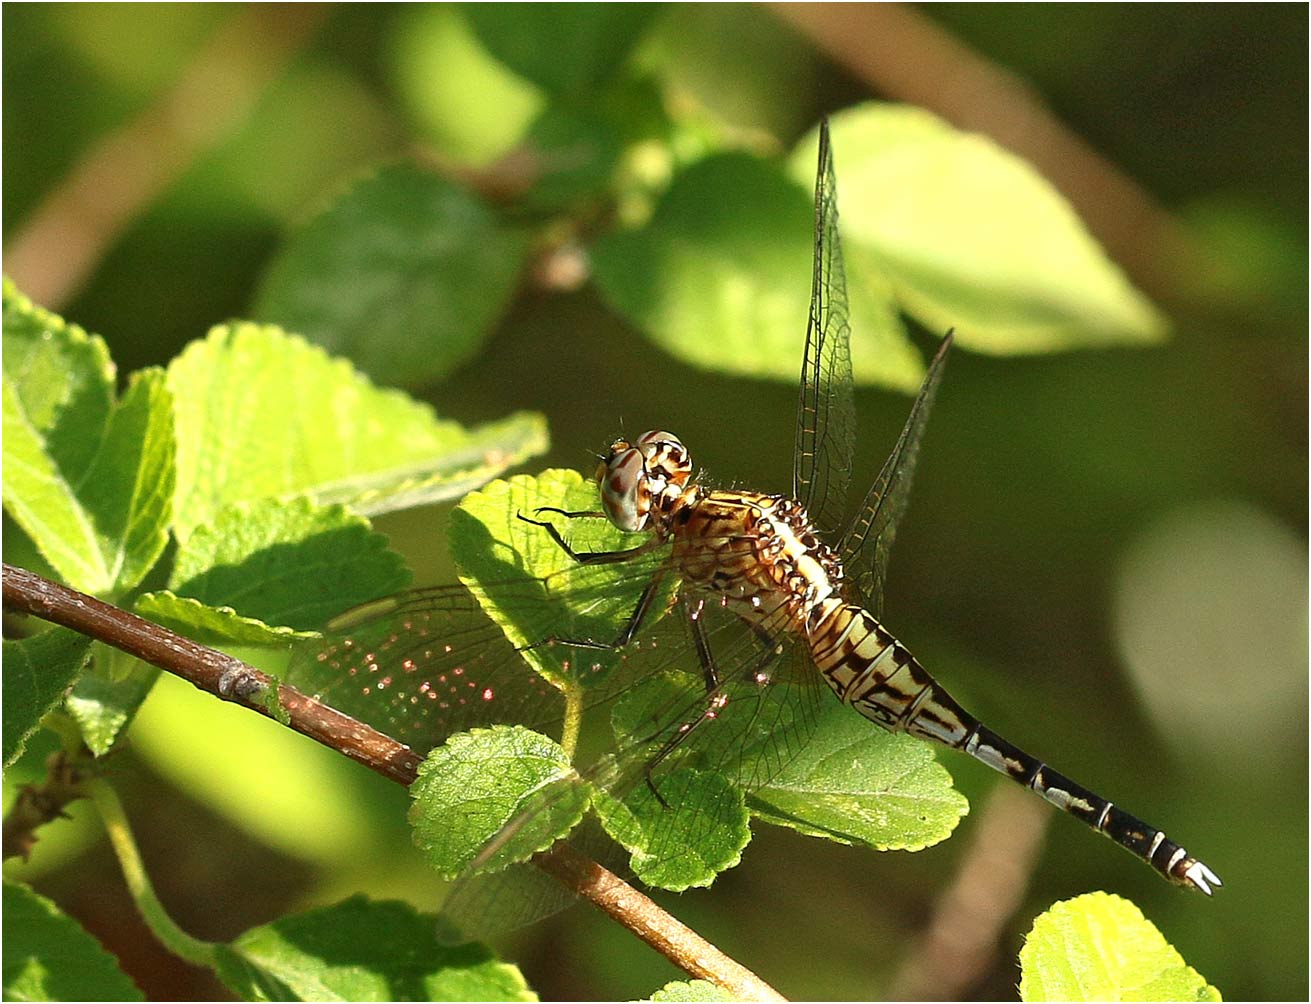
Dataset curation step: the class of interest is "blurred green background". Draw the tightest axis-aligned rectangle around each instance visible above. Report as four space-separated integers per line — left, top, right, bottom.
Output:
3 3 1305 1001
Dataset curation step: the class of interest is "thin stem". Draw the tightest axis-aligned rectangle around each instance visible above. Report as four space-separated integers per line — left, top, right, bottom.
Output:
2 563 786 1002
535 843 787 1002
560 681 585 760
84 777 218 969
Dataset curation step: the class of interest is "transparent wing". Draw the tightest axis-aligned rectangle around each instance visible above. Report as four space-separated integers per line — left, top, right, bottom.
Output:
284 542 680 756
437 580 826 941
840 332 953 615
793 117 856 539
288 530 824 776
289 523 831 939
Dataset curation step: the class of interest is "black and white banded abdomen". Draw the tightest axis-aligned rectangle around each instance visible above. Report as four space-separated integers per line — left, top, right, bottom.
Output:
805 599 1220 894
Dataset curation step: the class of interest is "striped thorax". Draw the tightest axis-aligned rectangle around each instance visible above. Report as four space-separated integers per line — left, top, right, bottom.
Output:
599 431 844 630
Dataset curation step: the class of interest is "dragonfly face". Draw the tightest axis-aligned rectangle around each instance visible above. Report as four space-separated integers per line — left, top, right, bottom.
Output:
597 429 694 533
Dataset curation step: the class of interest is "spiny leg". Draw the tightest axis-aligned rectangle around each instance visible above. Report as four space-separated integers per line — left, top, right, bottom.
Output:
518 507 669 652
641 611 786 807
520 570 668 655
517 509 654 565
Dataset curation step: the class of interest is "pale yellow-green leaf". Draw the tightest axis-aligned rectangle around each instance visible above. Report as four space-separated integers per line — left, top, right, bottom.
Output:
1020 893 1221 1002
791 104 1168 354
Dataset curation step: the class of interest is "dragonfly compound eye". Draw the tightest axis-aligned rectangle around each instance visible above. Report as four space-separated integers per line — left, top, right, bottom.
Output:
600 444 652 531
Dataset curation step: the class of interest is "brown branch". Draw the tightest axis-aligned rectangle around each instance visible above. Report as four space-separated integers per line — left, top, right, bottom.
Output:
771 2 1211 310
2 564 420 786
537 842 786 1001
1 563 786 1002
886 783 1049 1001
3 4 328 309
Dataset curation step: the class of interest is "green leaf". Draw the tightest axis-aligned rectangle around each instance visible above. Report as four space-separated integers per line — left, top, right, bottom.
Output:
790 104 1169 354
592 153 923 392
747 705 968 851
517 104 624 213
166 323 547 540
649 979 735 1002
409 726 588 878
593 766 749 891
251 165 529 387
1 278 114 479
450 470 670 692
137 497 410 645
217 896 535 1002
2 880 143 1001
65 649 158 757
3 281 175 595
390 6 544 167
464 4 657 95
1019 892 1221 1002
3 628 93 767
134 592 316 648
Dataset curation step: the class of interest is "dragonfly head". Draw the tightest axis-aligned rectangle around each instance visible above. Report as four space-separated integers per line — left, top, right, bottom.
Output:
596 430 693 532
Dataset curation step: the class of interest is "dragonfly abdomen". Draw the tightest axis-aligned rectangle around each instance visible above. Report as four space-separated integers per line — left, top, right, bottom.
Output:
962 724 1217 892
810 600 974 745
808 600 1220 894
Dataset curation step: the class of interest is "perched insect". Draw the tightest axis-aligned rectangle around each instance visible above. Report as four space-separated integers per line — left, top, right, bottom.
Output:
290 120 1219 926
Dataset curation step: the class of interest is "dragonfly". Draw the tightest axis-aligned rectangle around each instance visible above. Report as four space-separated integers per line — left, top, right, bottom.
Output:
288 120 1220 920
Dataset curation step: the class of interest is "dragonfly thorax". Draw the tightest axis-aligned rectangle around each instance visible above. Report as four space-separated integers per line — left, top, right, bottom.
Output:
598 429 697 534
675 491 846 630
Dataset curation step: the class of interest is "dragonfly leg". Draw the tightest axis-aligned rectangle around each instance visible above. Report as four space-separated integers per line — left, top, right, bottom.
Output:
643 613 785 806
521 570 667 654
530 505 605 519
517 510 654 565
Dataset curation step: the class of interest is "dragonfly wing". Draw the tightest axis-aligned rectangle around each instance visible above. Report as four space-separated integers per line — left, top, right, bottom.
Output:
840 332 953 615
284 542 676 756
794 118 856 539
294 529 829 935
561 591 826 889
435 575 827 939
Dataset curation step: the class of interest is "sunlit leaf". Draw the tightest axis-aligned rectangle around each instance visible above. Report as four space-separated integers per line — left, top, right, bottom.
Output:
3 280 175 596
409 726 588 878
217 896 535 1002
390 5 543 166
593 766 749 890
137 497 410 646
649 979 734 1002
1019 893 1221 1002
748 706 968 851
790 104 1168 353
167 323 547 540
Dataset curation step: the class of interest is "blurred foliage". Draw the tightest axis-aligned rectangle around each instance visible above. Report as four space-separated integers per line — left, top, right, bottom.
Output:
2 3 1305 1002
